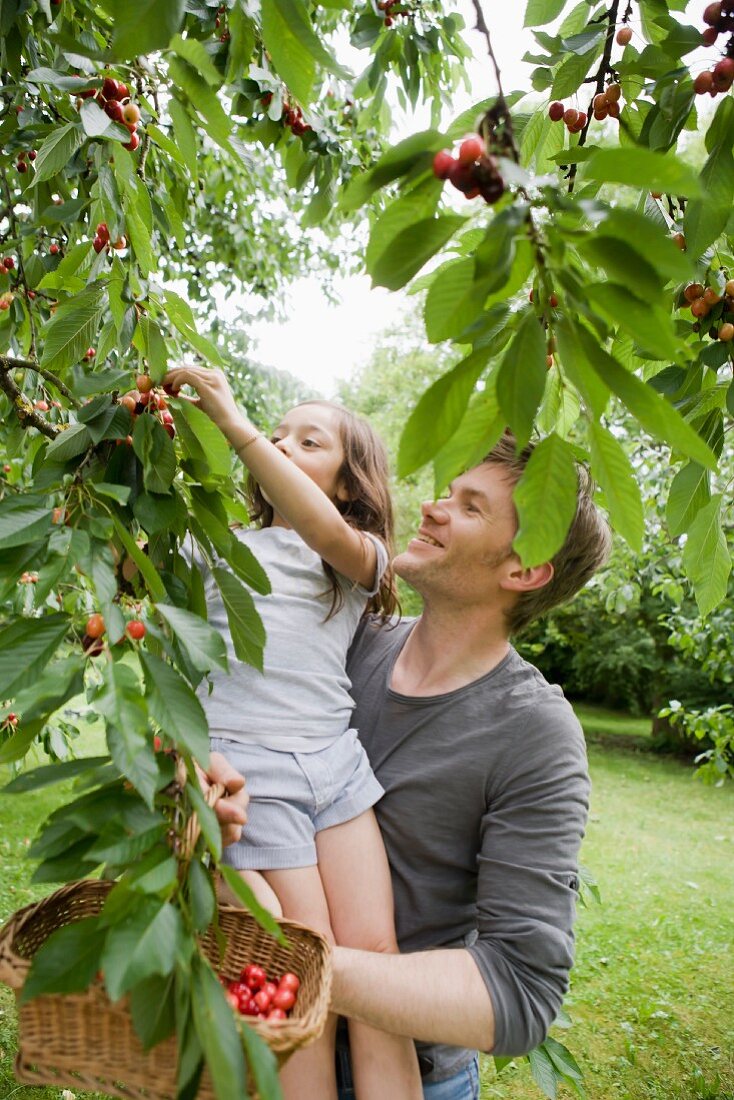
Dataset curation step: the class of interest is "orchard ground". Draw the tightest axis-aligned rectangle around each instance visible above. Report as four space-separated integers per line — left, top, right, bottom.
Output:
1 711 732 1100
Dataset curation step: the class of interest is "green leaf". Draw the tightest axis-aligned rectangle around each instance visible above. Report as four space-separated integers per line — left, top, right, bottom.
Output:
432 389 504 495
169 97 199 180
261 0 350 108
0 613 69 700
583 147 702 196
102 899 182 1001
576 328 717 470
218 865 286 943
168 57 232 153
365 179 442 276
424 258 482 344
240 1024 283 1100
588 422 644 551
112 517 168 601
599 208 692 282
212 567 266 670
32 122 84 185
584 283 679 361
40 283 108 374
8 654 85 726
525 0 567 26
496 310 548 447
164 291 224 366
577 236 663 301
683 139 734 260
187 859 216 932
0 494 53 549
97 662 158 807
173 400 232 477
682 494 731 616
340 130 444 212
79 99 118 139
666 462 710 536
3 756 109 794
130 972 177 1051
133 414 176 494
140 651 210 764
170 33 223 87
397 347 491 477
21 917 106 1003
554 318 610 419
513 434 579 568
369 215 466 291
110 0 185 57
44 421 94 462
528 1040 559 1099
156 603 228 675
191 956 248 1100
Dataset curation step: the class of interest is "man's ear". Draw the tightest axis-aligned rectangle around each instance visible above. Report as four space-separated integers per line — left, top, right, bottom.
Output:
499 557 554 594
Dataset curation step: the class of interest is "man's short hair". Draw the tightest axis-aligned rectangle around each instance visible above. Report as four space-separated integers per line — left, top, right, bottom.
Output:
484 433 612 635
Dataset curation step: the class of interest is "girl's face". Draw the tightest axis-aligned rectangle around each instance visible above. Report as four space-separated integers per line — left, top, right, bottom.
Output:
269 403 349 506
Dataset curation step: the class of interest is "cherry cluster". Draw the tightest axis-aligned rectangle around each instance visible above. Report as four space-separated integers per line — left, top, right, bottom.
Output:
693 57 734 95
282 102 312 136
702 1 734 41
15 149 36 174
215 3 228 36
432 136 505 204
377 0 404 27
78 77 142 151
19 572 39 584
548 101 586 133
684 279 734 340
1 712 18 731
592 83 622 120
82 612 146 655
221 965 301 1022
120 373 176 439
92 221 126 254
0 291 14 312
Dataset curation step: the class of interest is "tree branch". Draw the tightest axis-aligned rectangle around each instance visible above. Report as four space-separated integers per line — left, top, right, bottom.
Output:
0 358 61 438
0 354 80 406
568 0 621 192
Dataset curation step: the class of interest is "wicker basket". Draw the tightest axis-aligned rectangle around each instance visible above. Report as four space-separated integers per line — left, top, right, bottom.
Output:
0 766 333 1100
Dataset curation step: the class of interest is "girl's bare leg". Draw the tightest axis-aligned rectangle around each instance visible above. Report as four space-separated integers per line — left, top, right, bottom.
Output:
316 811 423 1100
261 866 338 1100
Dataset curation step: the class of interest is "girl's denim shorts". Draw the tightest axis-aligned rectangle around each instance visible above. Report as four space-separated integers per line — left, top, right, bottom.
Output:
211 729 384 870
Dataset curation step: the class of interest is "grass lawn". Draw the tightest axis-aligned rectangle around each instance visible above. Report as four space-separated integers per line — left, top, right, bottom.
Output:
1 715 733 1100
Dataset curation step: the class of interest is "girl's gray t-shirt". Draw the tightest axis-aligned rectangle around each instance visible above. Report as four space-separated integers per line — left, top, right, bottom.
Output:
346 616 590 1073
195 526 388 752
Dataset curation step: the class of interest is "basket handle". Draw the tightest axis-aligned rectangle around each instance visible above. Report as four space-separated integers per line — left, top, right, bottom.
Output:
180 765 226 862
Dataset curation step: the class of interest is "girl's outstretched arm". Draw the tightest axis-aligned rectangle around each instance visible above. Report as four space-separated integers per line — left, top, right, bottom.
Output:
164 366 378 588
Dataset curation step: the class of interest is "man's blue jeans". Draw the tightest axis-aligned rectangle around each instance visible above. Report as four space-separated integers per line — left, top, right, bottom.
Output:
336 1044 480 1100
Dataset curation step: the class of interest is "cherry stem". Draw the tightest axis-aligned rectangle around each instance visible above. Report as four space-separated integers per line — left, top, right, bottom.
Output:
470 0 521 165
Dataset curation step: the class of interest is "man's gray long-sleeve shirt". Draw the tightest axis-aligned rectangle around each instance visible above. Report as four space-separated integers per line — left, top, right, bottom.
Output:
346 617 590 1080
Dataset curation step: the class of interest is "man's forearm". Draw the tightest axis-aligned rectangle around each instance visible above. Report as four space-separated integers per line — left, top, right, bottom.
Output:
330 946 495 1051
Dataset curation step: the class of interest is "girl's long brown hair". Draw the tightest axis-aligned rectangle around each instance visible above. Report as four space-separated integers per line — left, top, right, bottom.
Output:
246 401 399 620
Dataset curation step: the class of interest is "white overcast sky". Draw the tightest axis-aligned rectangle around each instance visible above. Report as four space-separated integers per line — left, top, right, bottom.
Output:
220 1 707 397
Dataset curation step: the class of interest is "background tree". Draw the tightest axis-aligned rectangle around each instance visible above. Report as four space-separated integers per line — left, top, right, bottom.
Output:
1 0 734 1095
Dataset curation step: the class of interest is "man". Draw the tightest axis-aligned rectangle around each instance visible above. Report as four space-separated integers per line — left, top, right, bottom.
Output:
330 433 611 1098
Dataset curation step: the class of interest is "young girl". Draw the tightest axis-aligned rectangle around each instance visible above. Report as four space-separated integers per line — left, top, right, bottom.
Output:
164 365 422 1100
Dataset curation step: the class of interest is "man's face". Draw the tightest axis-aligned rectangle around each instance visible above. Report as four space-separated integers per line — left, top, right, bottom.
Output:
394 462 520 604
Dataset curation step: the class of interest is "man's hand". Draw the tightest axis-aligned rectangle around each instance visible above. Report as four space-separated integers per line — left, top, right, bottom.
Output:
197 752 248 847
